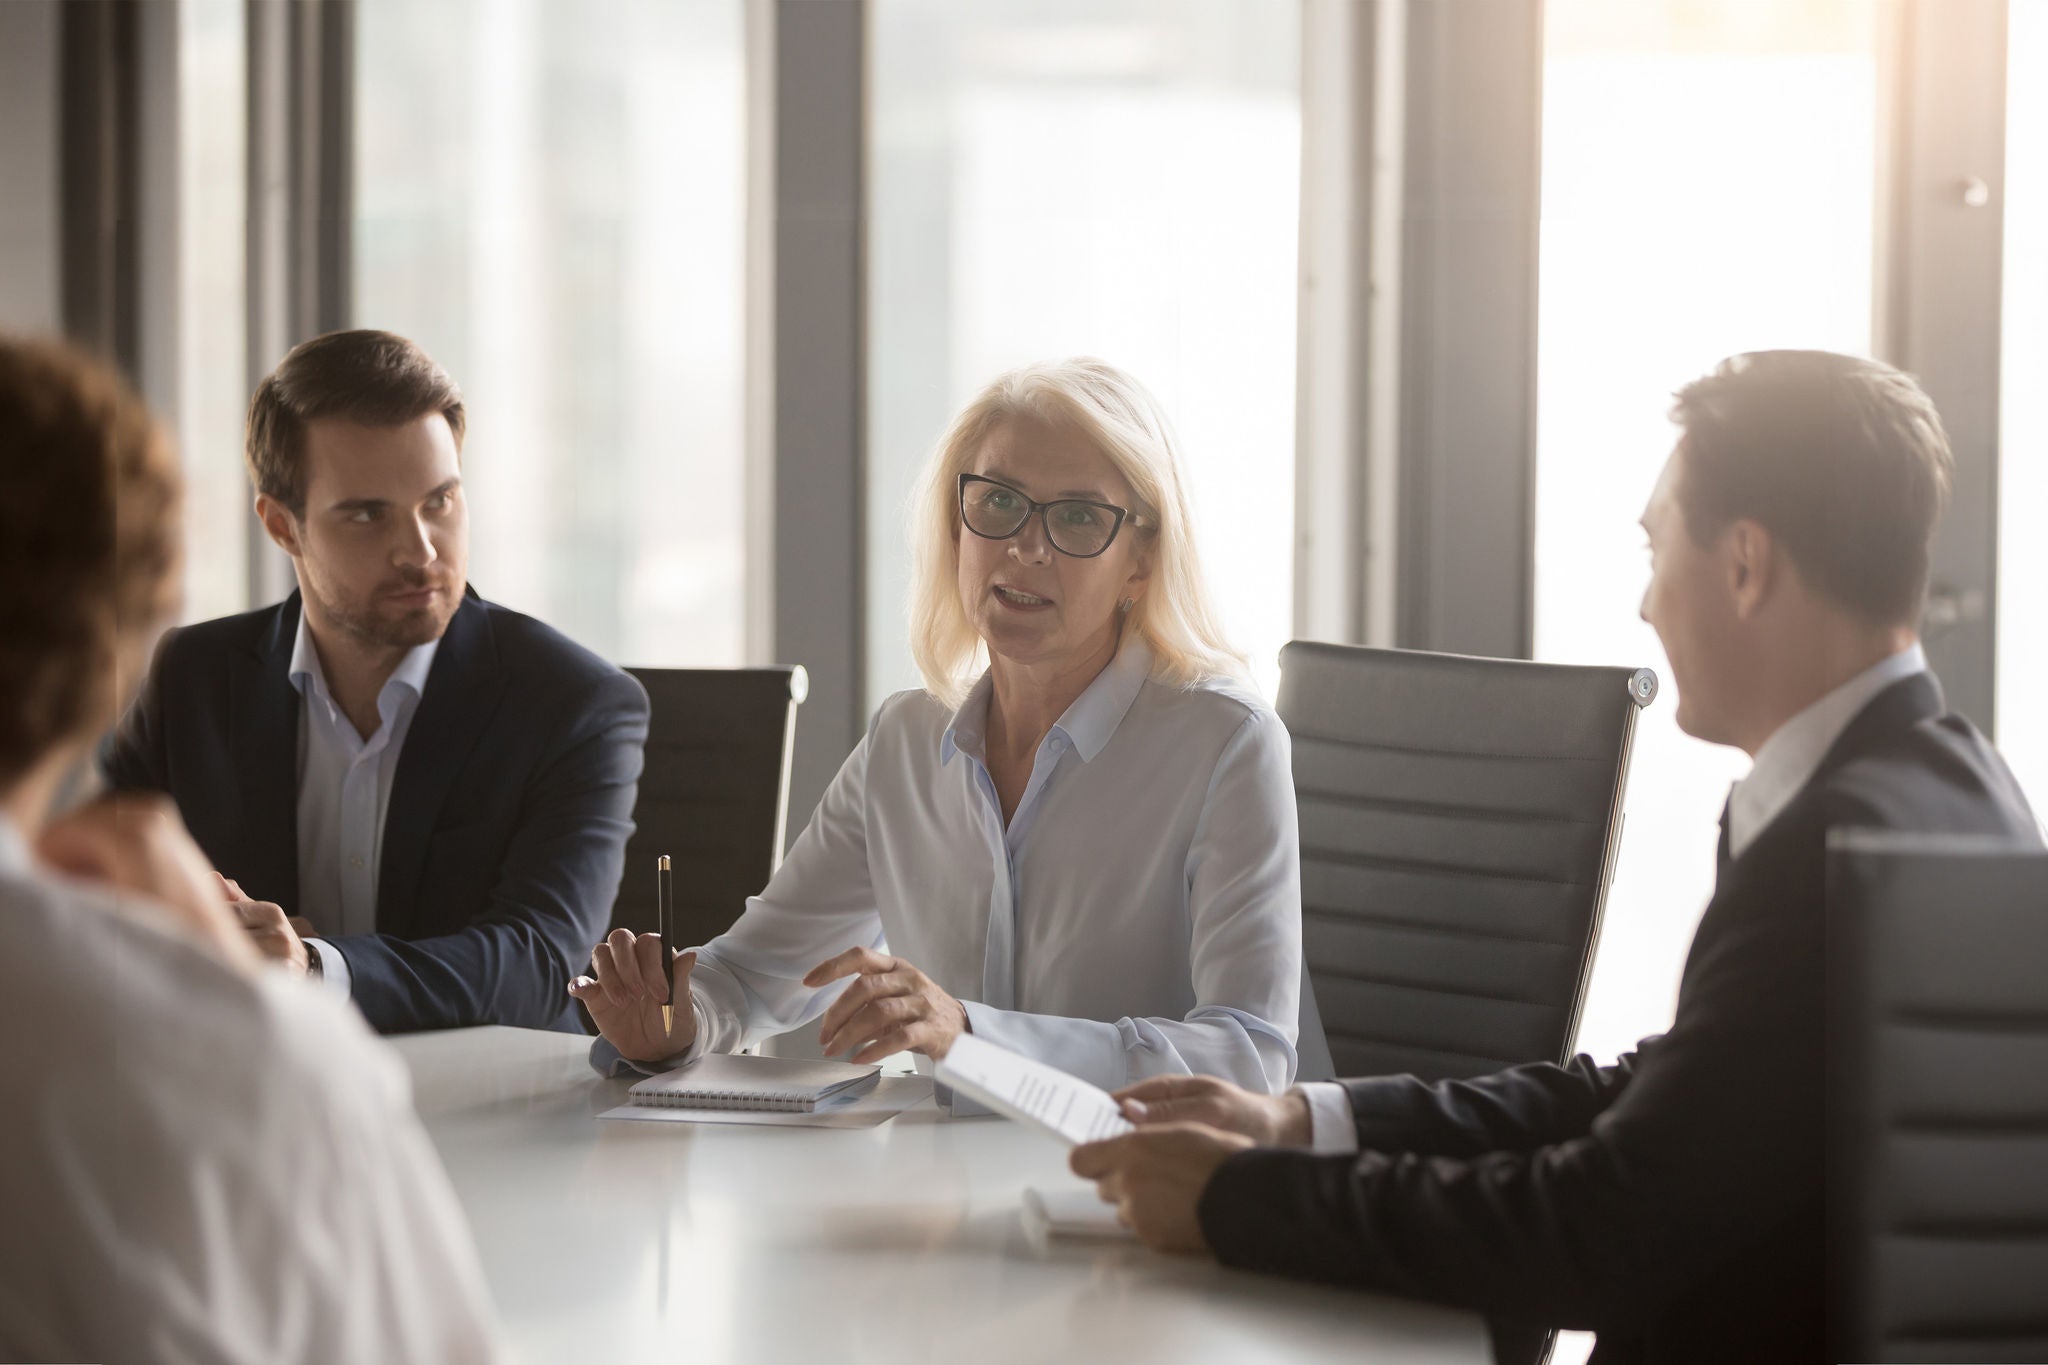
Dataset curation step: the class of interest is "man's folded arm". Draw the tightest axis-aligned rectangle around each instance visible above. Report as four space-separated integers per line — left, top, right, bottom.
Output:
330 669 649 1032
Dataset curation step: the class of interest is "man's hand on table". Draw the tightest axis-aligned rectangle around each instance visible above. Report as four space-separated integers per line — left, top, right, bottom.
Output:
217 874 310 977
569 929 699 1063
1070 1122 1255 1254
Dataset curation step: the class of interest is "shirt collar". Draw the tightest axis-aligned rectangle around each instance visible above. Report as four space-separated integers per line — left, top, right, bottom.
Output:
941 633 1155 766
1728 642 1929 858
287 607 441 710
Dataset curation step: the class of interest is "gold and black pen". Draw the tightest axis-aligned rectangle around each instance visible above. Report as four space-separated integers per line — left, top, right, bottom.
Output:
657 854 676 1033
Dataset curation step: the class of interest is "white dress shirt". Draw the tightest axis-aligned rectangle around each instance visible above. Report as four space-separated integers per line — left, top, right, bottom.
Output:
668 637 1303 1093
288 611 440 999
0 816 502 1364
1294 641 1934 1155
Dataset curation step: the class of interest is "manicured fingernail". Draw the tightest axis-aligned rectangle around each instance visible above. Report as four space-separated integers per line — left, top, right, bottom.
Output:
1123 1099 1147 1119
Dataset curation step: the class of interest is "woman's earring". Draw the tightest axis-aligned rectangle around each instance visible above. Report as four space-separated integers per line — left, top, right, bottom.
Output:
1119 597 1135 613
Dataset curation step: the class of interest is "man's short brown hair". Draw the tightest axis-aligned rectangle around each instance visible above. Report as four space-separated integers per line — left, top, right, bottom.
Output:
246 329 466 516
0 337 182 784
1671 350 1953 627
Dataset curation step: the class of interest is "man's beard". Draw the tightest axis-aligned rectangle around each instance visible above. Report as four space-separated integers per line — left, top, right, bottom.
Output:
316 577 458 650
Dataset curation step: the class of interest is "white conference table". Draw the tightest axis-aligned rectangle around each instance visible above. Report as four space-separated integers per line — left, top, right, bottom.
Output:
392 1027 1491 1365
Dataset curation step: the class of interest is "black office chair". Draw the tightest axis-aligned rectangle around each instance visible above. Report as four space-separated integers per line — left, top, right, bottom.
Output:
608 666 808 948
1825 831 2048 1364
1276 641 1656 1084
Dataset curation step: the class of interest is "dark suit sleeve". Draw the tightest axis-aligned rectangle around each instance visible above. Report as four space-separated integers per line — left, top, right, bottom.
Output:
1340 1049 1643 1157
1200 832 1825 1329
328 669 649 1032
98 627 178 793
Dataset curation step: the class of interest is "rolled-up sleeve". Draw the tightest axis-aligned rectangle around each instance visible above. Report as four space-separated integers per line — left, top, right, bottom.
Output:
588 727 885 1075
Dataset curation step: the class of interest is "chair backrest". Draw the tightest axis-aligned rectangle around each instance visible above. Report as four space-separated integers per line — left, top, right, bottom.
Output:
1276 641 1655 1083
610 666 808 948
1825 831 2048 1364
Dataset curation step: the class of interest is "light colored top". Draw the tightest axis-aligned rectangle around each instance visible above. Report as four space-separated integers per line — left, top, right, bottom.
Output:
0 815 501 1364
1296 642 1935 1152
1728 642 1928 859
288 608 440 999
652 637 1303 1093
403 1025 1490 1364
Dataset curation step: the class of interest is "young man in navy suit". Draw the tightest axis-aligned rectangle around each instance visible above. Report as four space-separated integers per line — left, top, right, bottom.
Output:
104 329 649 1034
1071 351 2039 1364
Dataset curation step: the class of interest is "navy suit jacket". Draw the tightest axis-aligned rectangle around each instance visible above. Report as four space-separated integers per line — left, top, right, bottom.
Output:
102 588 649 1034
1197 673 2040 1365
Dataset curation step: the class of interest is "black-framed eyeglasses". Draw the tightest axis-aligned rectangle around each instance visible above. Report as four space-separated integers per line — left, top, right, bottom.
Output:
957 474 1144 559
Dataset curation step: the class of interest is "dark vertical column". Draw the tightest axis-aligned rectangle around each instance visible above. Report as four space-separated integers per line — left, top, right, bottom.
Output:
1395 0 1544 660
772 0 867 831
1877 0 2006 732
59 0 143 375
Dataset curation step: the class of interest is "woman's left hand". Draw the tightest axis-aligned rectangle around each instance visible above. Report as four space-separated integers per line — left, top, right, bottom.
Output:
804 946 970 1063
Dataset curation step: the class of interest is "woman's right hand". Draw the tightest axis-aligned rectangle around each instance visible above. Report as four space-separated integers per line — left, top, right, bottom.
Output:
568 929 698 1063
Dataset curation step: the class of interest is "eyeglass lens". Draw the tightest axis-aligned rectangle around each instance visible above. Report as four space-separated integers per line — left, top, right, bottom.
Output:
961 479 1121 557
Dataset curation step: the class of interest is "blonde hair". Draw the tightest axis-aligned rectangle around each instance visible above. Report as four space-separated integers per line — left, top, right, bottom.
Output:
907 357 1247 708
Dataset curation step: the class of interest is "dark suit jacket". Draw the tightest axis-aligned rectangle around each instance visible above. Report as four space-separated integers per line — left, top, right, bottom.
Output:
1198 672 2040 1365
102 588 649 1034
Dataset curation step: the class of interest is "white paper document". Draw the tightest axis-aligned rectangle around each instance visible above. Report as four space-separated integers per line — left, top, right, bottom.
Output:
935 1034 1133 1146
1023 1185 1136 1241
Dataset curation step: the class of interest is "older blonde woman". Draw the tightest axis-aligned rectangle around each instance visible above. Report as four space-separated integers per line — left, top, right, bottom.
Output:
572 358 1301 1093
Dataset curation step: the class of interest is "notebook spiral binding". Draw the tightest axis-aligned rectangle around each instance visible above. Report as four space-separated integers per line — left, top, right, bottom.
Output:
634 1091 818 1112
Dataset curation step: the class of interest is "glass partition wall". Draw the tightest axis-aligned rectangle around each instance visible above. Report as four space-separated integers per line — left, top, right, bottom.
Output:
353 0 750 668
867 0 1303 708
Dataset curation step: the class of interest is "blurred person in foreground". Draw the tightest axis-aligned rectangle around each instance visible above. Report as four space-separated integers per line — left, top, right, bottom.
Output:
575 358 1303 1096
1070 351 2039 1364
0 337 501 1363
100 329 648 1033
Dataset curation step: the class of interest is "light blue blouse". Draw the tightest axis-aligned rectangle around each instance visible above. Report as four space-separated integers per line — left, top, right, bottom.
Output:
644 637 1302 1093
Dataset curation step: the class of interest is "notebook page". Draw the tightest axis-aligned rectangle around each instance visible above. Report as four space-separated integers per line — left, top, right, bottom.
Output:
936 1035 1134 1145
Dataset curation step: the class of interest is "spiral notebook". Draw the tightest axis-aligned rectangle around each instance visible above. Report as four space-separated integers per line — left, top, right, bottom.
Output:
625 1054 882 1113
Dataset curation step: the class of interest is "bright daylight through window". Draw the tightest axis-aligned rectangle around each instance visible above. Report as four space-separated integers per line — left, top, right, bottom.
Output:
354 0 749 669
1536 0 1882 1065
1999 0 2048 809
868 0 1302 708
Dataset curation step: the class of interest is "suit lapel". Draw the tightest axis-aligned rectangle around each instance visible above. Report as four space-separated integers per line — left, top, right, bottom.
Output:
231 595 304 911
376 589 509 931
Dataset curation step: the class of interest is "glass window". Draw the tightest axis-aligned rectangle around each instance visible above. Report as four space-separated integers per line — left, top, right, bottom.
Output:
1999 0 2048 808
1535 0 1883 1066
867 0 1302 707
353 0 748 667
176 0 248 623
